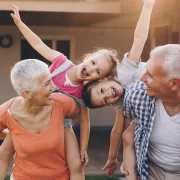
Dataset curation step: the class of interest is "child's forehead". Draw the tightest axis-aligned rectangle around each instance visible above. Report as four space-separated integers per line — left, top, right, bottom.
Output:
92 51 108 58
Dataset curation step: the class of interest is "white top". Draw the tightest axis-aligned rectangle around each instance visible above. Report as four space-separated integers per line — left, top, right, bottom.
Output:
113 53 146 111
64 73 80 87
148 99 180 172
117 53 146 88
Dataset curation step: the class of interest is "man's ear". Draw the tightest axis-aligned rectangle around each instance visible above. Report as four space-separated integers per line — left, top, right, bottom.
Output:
170 79 180 91
20 90 33 99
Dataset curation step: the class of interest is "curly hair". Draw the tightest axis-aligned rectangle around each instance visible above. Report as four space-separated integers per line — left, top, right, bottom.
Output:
82 48 119 78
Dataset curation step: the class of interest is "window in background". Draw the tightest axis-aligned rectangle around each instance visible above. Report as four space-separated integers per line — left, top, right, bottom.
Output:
21 39 70 66
150 25 170 49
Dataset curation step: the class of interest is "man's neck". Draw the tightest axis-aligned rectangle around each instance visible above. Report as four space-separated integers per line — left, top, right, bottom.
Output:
163 103 180 117
159 91 179 105
160 96 180 117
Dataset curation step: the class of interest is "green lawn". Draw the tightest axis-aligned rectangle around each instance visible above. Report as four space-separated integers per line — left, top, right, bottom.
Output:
86 174 125 180
4 176 10 180
5 175 125 180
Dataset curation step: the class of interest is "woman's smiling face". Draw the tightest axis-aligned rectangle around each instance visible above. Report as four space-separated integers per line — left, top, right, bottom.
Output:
30 72 56 106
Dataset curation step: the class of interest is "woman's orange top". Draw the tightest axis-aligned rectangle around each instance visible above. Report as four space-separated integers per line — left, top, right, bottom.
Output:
0 93 75 180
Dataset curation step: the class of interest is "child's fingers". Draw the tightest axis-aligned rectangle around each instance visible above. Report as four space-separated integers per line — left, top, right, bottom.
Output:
11 5 16 12
84 156 88 166
102 162 113 171
11 7 15 13
12 4 19 15
81 155 88 166
81 154 84 161
12 4 18 11
81 155 85 166
108 169 115 177
10 13 15 18
101 164 108 171
11 8 16 16
120 163 129 176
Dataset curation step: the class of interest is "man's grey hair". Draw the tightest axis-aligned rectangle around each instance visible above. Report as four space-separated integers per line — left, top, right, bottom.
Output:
150 44 180 79
11 59 49 95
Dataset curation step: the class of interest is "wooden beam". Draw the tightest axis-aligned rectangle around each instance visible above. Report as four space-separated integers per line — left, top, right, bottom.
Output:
0 1 121 14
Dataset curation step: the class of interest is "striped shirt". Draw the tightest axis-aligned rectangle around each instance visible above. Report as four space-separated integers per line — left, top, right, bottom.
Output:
124 81 156 180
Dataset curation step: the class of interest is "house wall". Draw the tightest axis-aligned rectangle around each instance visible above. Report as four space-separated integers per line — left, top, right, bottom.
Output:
0 26 20 102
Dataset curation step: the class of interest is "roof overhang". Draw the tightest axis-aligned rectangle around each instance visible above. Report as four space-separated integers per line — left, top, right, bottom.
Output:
0 0 121 14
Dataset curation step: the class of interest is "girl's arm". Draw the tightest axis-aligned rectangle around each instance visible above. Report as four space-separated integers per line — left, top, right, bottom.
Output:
79 106 90 166
102 109 124 177
11 5 60 62
129 0 155 62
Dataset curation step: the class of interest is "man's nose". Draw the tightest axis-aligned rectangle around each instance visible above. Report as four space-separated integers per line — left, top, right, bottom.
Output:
140 72 147 82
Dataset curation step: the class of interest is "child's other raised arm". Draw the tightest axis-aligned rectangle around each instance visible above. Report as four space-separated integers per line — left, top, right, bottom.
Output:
129 0 155 62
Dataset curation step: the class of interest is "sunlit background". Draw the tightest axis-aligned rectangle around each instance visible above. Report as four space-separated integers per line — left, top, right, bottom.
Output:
0 0 179 179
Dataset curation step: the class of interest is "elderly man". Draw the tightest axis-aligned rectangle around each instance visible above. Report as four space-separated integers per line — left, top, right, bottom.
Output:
122 44 180 180
82 44 180 180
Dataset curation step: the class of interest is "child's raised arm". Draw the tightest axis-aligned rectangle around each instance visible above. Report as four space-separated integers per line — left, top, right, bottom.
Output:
79 106 90 166
128 0 155 62
11 4 61 62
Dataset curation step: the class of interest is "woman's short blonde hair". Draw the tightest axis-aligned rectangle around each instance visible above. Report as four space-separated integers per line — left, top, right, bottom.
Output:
11 59 49 95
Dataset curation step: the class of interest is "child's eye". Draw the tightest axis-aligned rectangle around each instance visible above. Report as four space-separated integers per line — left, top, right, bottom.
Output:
104 99 108 105
92 60 95 65
101 88 104 94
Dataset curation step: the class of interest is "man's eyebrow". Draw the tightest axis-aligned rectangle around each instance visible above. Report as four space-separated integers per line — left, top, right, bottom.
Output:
146 66 153 77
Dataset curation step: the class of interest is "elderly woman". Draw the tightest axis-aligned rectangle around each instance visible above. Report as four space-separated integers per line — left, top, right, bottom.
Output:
0 59 80 180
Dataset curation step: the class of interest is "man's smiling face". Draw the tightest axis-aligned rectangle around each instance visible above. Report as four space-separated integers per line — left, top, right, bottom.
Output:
141 55 172 98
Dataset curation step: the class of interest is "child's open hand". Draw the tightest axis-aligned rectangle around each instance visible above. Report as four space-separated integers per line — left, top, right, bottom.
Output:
102 159 118 177
80 150 89 166
11 4 22 25
143 0 155 5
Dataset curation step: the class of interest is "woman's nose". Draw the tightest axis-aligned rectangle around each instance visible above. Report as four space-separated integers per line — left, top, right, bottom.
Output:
51 81 56 90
